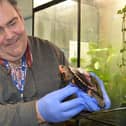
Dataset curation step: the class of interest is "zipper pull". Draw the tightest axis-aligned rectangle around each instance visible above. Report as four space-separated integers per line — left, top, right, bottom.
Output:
20 93 24 102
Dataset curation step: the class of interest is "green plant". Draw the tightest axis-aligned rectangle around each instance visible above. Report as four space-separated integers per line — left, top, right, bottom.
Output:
85 42 115 81
84 42 126 106
117 5 126 14
69 57 77 67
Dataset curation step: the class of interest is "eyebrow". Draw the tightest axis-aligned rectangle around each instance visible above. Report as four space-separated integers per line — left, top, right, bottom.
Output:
6 17 18 25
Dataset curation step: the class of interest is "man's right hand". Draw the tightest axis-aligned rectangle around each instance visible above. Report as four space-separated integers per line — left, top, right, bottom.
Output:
36 84 101 123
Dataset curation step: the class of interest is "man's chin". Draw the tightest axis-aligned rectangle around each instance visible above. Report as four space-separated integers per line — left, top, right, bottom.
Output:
9 48 26 60
7 54 24 62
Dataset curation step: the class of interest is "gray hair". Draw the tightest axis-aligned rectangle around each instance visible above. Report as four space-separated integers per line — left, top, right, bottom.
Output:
0 0 17 7
8 0 17 6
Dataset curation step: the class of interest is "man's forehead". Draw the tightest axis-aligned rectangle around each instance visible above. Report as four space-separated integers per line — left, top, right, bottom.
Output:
0 1 19 25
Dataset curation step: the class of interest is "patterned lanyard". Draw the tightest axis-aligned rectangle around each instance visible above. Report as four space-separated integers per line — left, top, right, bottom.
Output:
4 55 27 98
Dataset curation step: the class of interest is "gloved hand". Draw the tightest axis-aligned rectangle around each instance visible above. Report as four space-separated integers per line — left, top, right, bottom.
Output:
68 82 102 112
76 89 101 112
37 84 85 123
37 83 108 123
90 72 111 109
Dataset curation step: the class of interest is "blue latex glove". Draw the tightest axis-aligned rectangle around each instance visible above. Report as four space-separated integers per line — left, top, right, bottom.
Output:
76 89 101 112
37 83 108 123
37 84 85 123
90 72 111 109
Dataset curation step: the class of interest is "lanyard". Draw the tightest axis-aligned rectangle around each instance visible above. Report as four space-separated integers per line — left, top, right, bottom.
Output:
4 55 27 97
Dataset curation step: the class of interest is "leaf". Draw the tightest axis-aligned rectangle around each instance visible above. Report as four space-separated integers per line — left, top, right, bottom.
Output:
122 5 126 12
117 9 122 14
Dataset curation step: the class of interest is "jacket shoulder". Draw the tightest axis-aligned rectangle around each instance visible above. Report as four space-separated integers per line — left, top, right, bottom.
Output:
28 36 68 65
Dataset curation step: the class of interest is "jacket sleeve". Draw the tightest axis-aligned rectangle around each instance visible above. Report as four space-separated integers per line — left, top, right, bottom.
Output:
0 101 38 126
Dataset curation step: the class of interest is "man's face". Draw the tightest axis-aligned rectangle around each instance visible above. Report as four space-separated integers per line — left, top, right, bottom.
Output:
0 1 28 62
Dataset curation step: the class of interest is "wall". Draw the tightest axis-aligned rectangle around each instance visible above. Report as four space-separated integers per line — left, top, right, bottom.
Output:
17 0 32 35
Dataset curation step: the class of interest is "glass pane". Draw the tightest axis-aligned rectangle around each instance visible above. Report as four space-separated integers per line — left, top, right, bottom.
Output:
80 0 126 107
33 0 53 8
80 3 98 68
34 0 78 66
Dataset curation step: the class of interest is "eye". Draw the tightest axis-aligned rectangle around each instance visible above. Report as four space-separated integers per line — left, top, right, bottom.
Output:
9 20 17 26
7 18 18 28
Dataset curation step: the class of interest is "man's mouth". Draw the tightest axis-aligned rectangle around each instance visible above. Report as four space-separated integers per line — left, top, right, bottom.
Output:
6 36 20 47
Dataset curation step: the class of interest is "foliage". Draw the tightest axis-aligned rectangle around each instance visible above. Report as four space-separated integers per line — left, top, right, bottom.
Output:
85 43 114 81
117 5 126 14
85 42 126 106
69 41 126 106
69 57 77 67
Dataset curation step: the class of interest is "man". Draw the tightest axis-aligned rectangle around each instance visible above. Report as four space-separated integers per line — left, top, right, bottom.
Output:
0 0 111 126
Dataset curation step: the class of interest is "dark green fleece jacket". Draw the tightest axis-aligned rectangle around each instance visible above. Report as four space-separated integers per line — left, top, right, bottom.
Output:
0 36 68 126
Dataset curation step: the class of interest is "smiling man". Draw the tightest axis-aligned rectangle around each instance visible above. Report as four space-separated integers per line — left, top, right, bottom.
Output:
0 0 27 62
0 0 111 126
